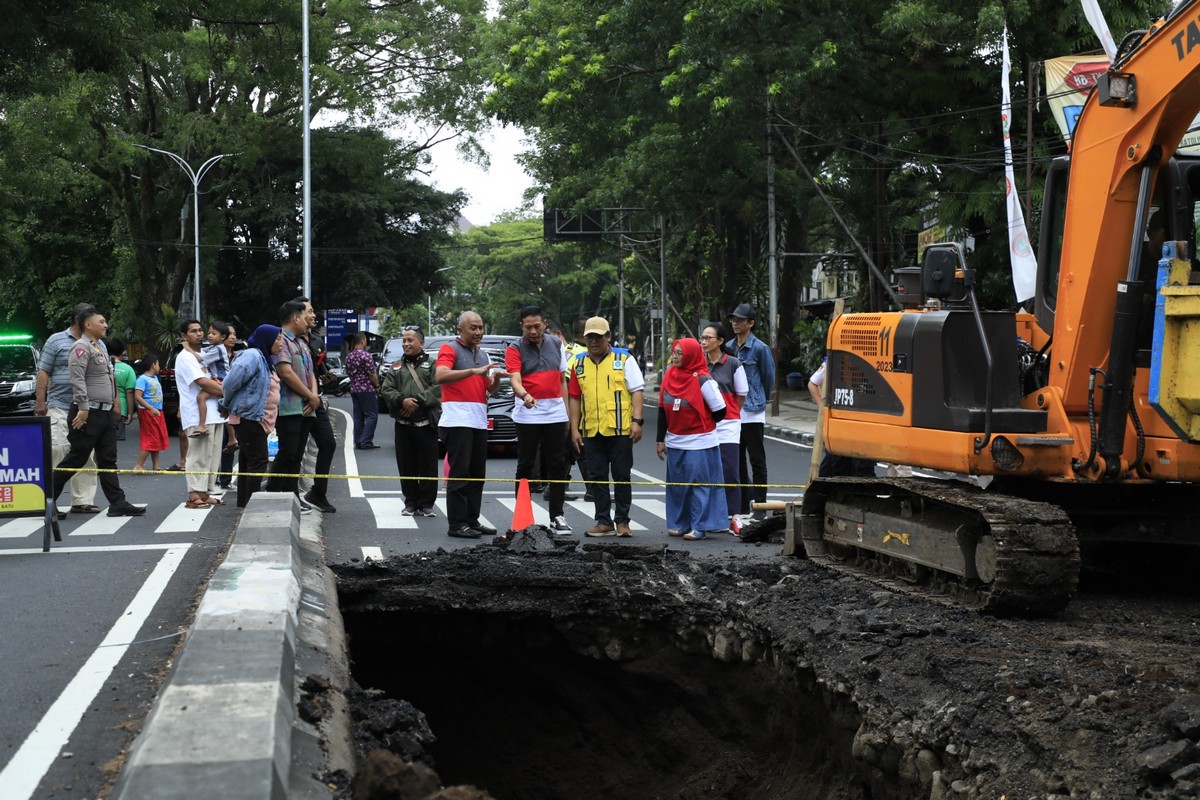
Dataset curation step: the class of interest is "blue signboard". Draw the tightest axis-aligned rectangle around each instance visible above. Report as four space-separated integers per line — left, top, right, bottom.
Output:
325 308 358 351
0 416 59 550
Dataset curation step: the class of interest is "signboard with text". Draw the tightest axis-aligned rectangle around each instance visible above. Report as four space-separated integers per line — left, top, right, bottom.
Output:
0 417 51 515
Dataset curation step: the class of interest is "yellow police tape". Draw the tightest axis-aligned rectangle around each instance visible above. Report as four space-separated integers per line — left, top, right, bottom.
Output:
56 466 808 490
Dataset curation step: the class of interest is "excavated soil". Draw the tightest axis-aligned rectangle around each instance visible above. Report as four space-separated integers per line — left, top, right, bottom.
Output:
333 534 1200 800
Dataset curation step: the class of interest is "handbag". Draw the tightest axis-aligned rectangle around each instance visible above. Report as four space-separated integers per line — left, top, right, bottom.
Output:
404 362 441 427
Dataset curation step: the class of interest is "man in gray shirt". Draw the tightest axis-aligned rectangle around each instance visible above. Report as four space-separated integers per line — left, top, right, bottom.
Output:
35 303 100 514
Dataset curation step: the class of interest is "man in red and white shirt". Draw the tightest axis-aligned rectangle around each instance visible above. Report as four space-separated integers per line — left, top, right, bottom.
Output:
436 310 501 539
506 305 571 534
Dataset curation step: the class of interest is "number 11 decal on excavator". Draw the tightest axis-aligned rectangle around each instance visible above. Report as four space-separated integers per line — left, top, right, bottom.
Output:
792 2 1200 615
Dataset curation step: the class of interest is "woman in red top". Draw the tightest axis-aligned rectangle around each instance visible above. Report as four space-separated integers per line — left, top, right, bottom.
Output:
655 338 728 539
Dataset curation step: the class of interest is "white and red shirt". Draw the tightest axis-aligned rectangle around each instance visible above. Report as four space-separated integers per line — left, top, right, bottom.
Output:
708 354 748 445
506 335 568 424
436 339 492 429
662 376 725 450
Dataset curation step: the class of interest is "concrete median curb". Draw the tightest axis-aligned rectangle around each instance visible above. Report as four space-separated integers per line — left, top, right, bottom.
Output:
112 492 352 800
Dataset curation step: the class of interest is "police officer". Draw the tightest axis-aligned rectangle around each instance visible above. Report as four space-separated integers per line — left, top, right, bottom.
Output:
50 307 145 517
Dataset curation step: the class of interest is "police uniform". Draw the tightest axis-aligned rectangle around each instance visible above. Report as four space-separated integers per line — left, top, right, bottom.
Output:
51 334 139 514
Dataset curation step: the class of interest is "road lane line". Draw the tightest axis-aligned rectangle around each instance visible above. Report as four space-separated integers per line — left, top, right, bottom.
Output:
433 500 495 531
69 513 134 537
0 518 44 539
154 502 211 533
0 544 190 799
0 543 182 557
631 468 664 485
366 498 419 529
765 434 810 448
332 407 365 498
565 501 649 530
361 546 385 561
496 497 551 526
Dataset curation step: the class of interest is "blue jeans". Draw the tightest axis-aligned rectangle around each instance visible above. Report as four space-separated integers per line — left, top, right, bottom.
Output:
665 446 728 532
351 391 379 447
584 434 633 525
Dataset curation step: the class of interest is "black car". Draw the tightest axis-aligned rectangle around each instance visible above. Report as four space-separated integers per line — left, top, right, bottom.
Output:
0 336 40 417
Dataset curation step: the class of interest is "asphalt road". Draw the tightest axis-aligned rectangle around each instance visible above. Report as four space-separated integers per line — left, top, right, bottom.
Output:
0 396 812 798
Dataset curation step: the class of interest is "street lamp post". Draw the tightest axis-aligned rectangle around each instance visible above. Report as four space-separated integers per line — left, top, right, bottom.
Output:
428 266 457 334
135 144 233 320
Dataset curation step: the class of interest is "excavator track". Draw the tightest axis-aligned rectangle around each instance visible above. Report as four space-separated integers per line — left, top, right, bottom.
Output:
798 477 1081 616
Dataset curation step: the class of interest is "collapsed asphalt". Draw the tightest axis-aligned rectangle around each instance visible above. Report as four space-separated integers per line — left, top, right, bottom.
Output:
332 531 1200 800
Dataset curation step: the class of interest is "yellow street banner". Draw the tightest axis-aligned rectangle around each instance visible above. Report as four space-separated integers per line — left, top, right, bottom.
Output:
1044 55 1109 143
1046 54 1200 152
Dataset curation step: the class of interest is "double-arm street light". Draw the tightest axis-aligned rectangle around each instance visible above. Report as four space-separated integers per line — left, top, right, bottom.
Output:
135 144 233 320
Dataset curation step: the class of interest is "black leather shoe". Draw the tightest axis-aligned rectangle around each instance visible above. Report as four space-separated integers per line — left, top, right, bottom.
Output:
543 490 580 502
303 492 336 513
107 501 147 517
448 525 481 539
356 443 380 450
471 523 498 537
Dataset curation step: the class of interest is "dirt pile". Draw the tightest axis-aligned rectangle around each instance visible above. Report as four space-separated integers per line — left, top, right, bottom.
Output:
334 542 1200 799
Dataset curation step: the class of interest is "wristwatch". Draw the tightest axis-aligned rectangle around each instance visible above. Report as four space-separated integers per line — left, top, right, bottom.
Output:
631 417 645 425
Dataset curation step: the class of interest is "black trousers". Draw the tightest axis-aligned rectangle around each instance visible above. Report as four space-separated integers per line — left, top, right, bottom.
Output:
52 405 126 505
309 400 336 499
235 420 270 508
395 421 439 510
267 413 314 494
217 424 236 487
738 422 769 513
584 434 633 524
516 421 566 517
442 426 487 529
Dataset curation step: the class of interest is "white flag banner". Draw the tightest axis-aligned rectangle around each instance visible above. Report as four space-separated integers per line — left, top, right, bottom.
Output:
1080 0 1118 60
1002 28 1038 303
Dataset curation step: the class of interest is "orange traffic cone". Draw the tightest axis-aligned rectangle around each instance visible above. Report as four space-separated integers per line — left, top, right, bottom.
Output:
508 478 536 534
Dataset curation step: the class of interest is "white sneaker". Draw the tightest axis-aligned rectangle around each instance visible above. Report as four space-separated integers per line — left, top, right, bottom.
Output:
550 515 571 532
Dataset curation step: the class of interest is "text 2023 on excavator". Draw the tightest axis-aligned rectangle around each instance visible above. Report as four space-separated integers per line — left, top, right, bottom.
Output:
789 2 1200 615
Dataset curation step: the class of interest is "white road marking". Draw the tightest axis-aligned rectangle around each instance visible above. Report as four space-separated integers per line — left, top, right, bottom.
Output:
630 468 664 485
0 545 190 799
496 497 551 526
366 498 419 529
332 407 365 498
0 543 184 557
69 513 133 537
565 500 648 530
154 502 211 533
633 498 668 521
433 500 495 531
361 546 385 561
0 518 45 539
765 434 810 448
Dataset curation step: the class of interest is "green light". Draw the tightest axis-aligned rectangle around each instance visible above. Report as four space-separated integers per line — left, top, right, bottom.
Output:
0 333 33 342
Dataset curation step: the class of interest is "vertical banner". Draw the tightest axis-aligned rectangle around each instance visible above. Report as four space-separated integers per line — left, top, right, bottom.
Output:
1002 29 1038 303
1080 0 1118 60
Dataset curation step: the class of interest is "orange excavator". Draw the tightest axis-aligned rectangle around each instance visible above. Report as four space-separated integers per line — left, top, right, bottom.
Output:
792 2 1200 614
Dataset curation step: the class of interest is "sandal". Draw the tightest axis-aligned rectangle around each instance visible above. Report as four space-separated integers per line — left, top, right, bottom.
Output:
189 430 209 438
222 442 239 454
682 531 707 540
667 529 687 538
70 504 101 514
205 496 226 506
184 498 209 509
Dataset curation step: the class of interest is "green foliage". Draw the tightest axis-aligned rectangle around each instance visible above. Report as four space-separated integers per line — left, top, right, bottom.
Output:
791 317 828 378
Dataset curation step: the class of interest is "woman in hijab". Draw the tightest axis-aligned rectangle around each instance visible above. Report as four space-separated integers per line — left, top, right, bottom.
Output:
222 324 283 508
654 337 729 539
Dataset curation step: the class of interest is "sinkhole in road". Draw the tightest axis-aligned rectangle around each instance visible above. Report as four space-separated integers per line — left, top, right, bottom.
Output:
342 603 874 800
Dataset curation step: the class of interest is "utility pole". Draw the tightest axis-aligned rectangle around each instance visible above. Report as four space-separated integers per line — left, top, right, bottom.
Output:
767 117 780 416
301 0 313 299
